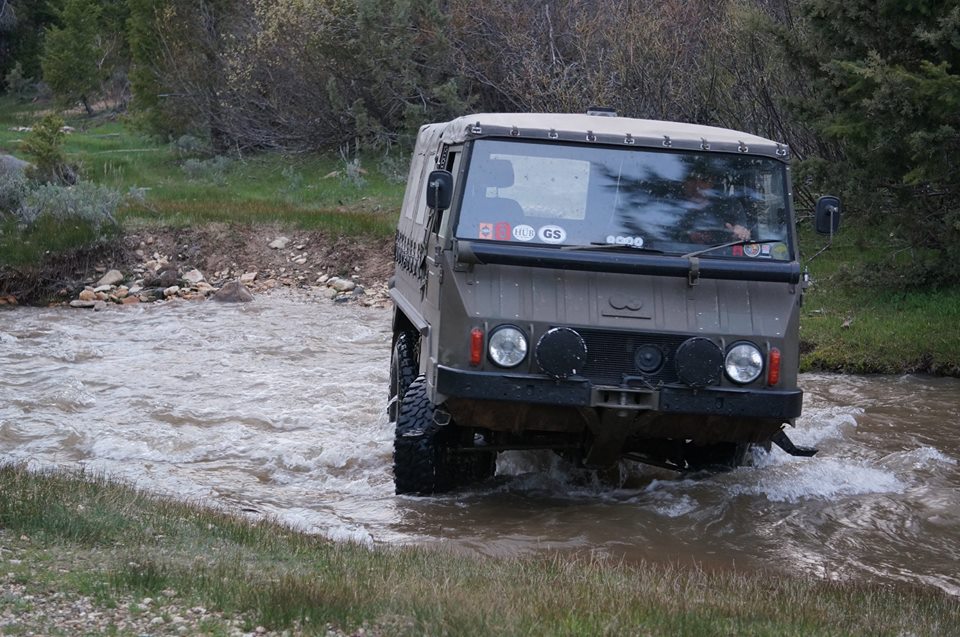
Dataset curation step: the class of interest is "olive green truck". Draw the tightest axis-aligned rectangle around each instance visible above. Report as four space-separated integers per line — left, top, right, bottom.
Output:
388 111 841 494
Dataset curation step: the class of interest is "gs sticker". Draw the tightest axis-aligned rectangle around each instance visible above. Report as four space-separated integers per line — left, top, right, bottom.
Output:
743 243 762 258
513 224 536 242
478 223 493 239
538 225 567 244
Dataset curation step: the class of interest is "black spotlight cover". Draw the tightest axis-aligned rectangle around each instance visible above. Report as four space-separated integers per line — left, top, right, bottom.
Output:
674 337 723 387
536 328 588 380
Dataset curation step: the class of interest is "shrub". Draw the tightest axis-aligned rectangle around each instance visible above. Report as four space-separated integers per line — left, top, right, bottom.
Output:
4 62 34 100
172 134 210 158
0 179 124 270
18 114 75 185
0 171 30 216
180 156 232 184
16 181 121 231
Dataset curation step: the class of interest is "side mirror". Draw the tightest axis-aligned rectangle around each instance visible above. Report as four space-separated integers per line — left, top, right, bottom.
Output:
426 170 453 211
814 195 842 235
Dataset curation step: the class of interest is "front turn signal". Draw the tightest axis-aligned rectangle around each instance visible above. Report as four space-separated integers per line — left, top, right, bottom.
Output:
470 328 484 366
767 348 781 386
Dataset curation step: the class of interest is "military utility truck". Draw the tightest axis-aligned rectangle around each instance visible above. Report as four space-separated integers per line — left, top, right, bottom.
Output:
388 111 841 495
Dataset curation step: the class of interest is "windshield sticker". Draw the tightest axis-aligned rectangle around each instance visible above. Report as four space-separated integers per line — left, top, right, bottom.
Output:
761 244 771 256
732 245 744 256
771 243 789 260
538 225 567 244
495 222 511 241
743 243 762 258
605 235 644 248
479 223 493 239
513 224 536 242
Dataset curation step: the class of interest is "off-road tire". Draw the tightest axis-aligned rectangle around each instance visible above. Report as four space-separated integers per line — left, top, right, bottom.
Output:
388 330 419 422
393 377 495 495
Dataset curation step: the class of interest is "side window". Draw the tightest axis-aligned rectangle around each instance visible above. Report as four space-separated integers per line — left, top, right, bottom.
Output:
414 151 436 226
436 150 460 237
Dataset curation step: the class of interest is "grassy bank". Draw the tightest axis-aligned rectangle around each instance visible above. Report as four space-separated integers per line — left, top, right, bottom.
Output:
799 228 960 375
0 97 402 238
1 464 957 636
2 98 959 374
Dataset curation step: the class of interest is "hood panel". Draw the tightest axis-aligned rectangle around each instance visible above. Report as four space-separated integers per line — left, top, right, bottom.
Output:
457 263 796 339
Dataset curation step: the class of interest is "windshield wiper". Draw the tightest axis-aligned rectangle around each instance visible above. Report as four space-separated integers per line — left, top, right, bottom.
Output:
562 242 664 254
682 238 783 259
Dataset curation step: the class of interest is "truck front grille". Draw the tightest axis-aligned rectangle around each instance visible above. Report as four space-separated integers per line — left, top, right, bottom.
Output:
574 329 689 386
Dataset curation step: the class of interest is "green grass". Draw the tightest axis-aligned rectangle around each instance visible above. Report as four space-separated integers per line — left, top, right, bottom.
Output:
0 97 403 237
0 215 120 268
2 464 958 636
798 227 960 374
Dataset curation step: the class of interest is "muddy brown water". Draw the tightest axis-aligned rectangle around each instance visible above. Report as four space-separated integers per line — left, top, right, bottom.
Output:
1 292 958 595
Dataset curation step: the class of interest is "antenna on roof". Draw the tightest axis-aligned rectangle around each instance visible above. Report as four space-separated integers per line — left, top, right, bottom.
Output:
586 106 617 117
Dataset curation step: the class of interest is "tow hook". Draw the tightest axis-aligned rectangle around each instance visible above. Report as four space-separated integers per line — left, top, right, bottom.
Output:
771 430 818 457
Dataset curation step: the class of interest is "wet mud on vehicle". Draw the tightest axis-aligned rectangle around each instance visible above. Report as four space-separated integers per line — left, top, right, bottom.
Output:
388 112 841 495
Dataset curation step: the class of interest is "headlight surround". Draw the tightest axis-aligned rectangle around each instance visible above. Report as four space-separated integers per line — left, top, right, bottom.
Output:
724 342 764 384
487 325 528 368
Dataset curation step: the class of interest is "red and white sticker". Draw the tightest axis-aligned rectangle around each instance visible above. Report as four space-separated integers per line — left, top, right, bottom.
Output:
538 225 567 244
495 222 511 241
479 223 493 239
743 243 762 258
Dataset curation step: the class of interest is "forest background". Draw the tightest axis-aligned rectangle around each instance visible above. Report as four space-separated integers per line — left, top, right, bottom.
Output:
1 0 960 373
2 0 959 282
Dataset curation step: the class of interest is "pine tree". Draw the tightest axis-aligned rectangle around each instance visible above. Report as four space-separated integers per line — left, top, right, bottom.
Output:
800 0 960 286
41 0 101 114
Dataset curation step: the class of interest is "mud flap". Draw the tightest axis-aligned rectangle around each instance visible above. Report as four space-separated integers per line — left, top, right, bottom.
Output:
771 430 818 457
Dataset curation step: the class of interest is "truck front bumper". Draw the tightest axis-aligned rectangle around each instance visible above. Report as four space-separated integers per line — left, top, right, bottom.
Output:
436 365 803 420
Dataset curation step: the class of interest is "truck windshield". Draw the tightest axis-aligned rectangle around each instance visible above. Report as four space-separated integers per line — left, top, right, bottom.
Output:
456 139 793 261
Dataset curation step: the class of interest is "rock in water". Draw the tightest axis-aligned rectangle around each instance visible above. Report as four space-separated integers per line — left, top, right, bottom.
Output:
213 281 254 303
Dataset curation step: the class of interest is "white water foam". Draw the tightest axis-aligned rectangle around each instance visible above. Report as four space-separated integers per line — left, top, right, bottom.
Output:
878 446 957 470
734 457 905 503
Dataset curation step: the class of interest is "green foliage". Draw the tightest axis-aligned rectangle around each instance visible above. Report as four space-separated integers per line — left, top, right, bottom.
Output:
18 181 121 229
799 0 960 287
180 155 232 184
0 0 60 85
3 61 33 100
0 168 29 214
18 113 72 184
41 0 101 114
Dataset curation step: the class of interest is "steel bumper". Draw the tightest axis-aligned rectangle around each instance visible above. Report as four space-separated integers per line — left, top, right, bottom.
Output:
436 366 803 420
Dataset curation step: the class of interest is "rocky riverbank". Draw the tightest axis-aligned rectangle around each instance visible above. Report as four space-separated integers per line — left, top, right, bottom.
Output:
1 224 396 308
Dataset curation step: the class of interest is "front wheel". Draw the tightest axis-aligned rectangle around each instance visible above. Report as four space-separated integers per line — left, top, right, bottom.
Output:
388 329 419 422
393 376 495 495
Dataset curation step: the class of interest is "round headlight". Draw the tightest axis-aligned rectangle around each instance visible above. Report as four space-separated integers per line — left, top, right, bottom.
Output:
724 342 764 384
488 325 528 368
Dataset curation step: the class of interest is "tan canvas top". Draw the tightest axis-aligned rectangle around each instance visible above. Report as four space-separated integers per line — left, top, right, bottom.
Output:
432 112 788 160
